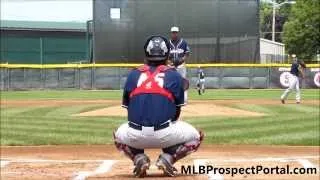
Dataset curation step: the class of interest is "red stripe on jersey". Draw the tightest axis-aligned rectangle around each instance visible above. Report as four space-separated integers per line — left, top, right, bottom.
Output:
130 65 174 102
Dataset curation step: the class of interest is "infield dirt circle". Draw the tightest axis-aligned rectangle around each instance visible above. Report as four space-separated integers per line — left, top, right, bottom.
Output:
1 99 319 179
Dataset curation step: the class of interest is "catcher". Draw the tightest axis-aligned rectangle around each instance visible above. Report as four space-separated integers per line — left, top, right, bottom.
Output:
113 35 204 177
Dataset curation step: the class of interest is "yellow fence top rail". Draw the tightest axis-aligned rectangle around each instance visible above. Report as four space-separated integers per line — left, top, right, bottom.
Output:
0 63 319 68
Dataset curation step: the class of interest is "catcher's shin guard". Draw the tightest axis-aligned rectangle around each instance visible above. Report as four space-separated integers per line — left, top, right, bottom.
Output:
162 130 204 163
113 131 144 161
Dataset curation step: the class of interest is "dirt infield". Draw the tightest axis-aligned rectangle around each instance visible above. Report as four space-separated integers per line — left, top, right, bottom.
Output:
73 102 264 117
1 145 319 180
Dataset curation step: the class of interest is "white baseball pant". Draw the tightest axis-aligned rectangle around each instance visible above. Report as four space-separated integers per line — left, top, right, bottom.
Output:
198 79 205 90
114 120 200 149
281 73 301 102
176 63 188 102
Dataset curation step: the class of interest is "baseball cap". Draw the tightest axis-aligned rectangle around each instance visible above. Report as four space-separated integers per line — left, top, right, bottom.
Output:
170 26 179 32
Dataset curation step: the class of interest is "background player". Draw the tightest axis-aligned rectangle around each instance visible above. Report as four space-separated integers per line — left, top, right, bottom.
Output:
197 65 205 95
114 36 203 178
281 54 306 104
168 26 191 102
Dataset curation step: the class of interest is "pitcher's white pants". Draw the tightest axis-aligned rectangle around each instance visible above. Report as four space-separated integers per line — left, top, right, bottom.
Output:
114 121 200 149
281 74 301 102
176 63 188 102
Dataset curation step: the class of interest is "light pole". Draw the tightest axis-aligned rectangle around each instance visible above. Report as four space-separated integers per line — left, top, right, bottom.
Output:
270 0 296 42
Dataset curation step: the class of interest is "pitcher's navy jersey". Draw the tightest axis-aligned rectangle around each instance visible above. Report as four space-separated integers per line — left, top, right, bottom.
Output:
290 60 302 77
169 38 190 66
122 65 185 127
198 69 205 79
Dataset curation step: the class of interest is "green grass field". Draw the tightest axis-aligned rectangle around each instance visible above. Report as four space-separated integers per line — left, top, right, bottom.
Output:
1 89 319 146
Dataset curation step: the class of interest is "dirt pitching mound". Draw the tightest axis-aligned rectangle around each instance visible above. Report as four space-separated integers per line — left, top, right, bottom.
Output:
73 102 264 117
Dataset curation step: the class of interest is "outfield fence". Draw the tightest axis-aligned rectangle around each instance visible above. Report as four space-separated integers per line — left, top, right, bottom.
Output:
0 64 319 90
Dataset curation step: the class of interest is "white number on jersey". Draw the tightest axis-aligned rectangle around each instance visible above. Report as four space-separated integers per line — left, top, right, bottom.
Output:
137 72 165 88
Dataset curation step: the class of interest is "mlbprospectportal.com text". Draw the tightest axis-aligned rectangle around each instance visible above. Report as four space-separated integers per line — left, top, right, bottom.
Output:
181 164 318 177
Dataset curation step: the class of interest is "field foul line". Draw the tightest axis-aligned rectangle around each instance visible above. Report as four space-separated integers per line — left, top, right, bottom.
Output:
200 156 320 164
0 159 105 163
0 160 10 168
73 160 116 180
297 159 320 171
194 159 224 180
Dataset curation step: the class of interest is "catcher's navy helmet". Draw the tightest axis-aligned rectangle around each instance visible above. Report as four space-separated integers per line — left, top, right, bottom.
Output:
144 35 170 62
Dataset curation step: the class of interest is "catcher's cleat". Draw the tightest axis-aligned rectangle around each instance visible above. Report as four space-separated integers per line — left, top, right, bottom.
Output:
133 154 150 178
281 99 285 104
156 154 178 177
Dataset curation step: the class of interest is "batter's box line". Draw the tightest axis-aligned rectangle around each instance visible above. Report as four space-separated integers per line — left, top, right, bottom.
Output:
0 159 109 163
73 160 117 180
1 160 10 168
297 159 320 172
198 155 320 164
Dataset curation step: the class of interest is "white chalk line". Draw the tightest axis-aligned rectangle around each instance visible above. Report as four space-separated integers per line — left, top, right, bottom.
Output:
1 160 10 168
73 160 116 180
297 159 319 171
201 156 320 164
2 156 318 164
194 159 224 180
0 159 105 163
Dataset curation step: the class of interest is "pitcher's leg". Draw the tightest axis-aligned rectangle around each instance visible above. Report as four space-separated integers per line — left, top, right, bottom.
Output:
295 77 301 103
184 91 188 102
177 64 187 78
281 75 295 103
177 65 188 102
200 79 205 93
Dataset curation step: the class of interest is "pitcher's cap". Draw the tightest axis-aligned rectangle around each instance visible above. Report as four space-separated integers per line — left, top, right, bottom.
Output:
170 26 179 32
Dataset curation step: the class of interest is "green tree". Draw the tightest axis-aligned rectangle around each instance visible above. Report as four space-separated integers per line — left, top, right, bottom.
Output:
283 0 320 60
260 0 292 42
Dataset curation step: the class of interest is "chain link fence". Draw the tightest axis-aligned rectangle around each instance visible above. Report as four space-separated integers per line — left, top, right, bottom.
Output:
1 65 319 91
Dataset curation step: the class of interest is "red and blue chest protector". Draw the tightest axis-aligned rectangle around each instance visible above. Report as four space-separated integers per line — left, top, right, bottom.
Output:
122 64 185 127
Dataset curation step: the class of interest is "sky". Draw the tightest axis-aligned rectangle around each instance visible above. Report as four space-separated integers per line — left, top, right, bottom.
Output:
1 0 92 22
